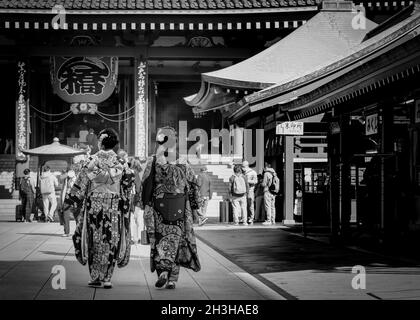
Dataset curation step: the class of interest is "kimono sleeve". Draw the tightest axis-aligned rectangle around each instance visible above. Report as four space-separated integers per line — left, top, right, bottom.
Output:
185 163 202 210
63 165 90 220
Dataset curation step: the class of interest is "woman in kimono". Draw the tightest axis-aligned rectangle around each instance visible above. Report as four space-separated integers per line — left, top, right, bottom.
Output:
63 128 135 289
141 127 201 289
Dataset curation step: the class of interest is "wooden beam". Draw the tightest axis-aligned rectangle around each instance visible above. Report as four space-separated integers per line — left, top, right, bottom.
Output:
0 45 257 60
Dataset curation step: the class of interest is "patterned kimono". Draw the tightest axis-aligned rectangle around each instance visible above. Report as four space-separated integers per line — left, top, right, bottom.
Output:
64 150 135 282
142 155 201 282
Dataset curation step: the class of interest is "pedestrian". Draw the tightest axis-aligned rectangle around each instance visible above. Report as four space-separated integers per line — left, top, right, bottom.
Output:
242 160 257 225
294 180 303 219
86 128 99 154
141 126 201 290
196 167 212 226
63 128 135 289
4 138 14 154
40 165 59 223
229 164 249 226
58 166 77 237
129 157 145 244
261 162 279 225
254 174 266 222
19 168 36 222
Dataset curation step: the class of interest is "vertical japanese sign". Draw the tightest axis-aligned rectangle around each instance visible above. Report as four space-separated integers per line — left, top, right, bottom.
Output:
135 60 147 159
365 113 378 135
51 57 118 103
16 61 29 161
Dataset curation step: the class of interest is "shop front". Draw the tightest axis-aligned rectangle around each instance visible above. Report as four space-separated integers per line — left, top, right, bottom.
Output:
238 1 420 244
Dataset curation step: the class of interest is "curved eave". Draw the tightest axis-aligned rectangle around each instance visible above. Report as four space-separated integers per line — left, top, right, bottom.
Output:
201 74 274 90
245 9 420 112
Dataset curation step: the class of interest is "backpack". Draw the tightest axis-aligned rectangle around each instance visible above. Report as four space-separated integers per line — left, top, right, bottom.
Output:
19 177 32 195
40 175 54 194
268 172 280 194
232 175 247 195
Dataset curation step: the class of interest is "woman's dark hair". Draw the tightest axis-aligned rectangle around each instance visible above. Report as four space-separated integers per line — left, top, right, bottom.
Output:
98 128 119 150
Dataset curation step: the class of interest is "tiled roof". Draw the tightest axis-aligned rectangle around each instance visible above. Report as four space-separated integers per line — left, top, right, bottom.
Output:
0 0 321 10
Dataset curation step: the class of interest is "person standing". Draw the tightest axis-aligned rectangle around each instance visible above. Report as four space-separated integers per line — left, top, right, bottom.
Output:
40 165 59 223
129 157 145 244
229 164 249 226
254 174 266 222
196 167 212 226
59 167 77 236
19 169 36 222
141 127 201 290
86 128 99 154
242 161 257 225
262 162 278 225
63 128 135 289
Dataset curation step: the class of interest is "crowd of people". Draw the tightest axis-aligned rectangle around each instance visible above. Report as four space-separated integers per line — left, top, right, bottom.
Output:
228 161 280 226
16 126 282 290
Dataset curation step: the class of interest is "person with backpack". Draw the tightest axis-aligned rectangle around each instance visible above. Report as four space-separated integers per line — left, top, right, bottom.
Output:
40 165 59 223
262 162 280 225
229 164 249 226
19 168 36 222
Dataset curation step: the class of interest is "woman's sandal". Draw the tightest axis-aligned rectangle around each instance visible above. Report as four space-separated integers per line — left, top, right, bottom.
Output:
88 280 102 287
155 273 168 288
165 281 176 289
103 281 113 289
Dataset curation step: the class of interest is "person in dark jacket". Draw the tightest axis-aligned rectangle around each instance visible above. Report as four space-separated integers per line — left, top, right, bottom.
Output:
196 167 212 226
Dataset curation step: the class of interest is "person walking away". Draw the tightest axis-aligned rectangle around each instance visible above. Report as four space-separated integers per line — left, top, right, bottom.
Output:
86 128 99 154
254 174 266 222
229 164 249 226
4 138 14 154
242 161 257 225
59 167 76 236
129 157 145 244
196 167 212 226
262 163 280 225
40 165 59 223
19 168 36 222
63 128 135 289
141 127 202 290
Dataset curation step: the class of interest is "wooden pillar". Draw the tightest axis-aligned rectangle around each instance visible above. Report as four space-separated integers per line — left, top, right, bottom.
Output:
232 125 244 163
283 135 295 224
15 59 30 177
134 56 148 159
338 113 352 239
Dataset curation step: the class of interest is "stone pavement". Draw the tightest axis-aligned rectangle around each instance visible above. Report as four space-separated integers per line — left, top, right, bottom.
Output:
0 221 282 300
194 224 420 300
1 221 420 300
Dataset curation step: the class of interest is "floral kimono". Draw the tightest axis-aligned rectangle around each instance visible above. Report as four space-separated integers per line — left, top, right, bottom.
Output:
63 149 135 282
141 155 202 282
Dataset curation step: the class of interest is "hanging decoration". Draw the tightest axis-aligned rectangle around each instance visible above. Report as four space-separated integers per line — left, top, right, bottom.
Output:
135 60 147 159
51 56 118 104
16 60 29 161
70 103 98 114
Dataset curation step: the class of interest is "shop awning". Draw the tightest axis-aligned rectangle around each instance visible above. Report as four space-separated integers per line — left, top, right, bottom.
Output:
185 0 378 113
